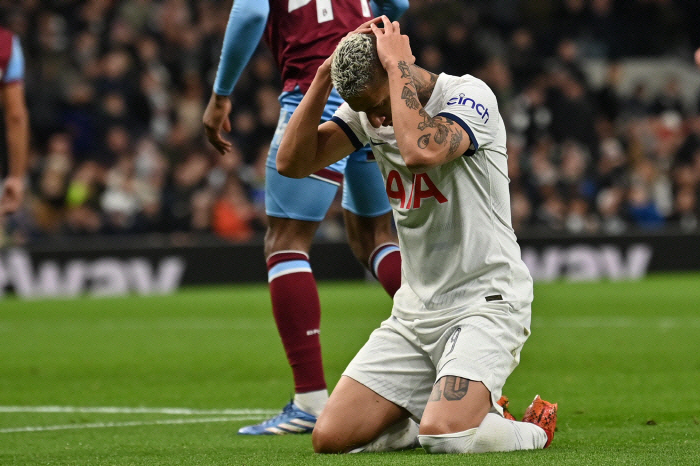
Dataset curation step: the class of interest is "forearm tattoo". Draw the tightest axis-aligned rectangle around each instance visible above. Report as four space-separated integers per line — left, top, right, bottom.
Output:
434 122 449 145
412 71 437 103
401 86 420 110
395 63 462 158
449 131 463 156
418 133 431 148
429 376 470 402
398 60 412 79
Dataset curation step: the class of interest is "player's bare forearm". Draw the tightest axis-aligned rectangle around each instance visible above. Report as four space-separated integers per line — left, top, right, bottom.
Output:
373 17 470 172
5 116 28 177
3 83 29 178
277 64 351 178
387 63 468 173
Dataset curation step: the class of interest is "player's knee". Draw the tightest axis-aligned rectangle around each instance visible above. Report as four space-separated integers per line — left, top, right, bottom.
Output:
418 418 458 437
311 425 346 454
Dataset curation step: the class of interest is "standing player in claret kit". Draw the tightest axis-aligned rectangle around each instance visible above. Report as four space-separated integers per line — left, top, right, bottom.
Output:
203 0 408 435
277 17 557 454
0 25 29 216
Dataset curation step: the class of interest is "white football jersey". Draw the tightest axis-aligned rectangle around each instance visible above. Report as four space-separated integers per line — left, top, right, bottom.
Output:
332 73 533 319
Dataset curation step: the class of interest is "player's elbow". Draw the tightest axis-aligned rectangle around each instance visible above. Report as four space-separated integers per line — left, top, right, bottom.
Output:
247 10 268 29
237 1 269 27
276 157 306 179
402 150 434 174
405 162 431 174
277 166 306 179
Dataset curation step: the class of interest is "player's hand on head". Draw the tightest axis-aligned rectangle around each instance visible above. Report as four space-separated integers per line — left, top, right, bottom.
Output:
319 51 335 75
350 16 383 36
203 93 233 155
370 16 414 70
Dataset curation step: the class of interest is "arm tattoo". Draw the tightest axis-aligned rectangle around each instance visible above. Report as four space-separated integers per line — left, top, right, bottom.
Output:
418 111 454 132
397 61 412 79
448 131 464 157
417 134 431 148
412 71 438 104
442 376 469 401
429 376 470 402
417 109 432 131
401 86 421 110
416 113 460 153
434 123 449 145
394 67 462 155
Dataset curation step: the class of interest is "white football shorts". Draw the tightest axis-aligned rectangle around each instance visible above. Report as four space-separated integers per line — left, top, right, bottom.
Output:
342 302 532 421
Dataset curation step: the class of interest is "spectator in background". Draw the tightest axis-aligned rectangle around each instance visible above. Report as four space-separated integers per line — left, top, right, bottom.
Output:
507 27 544 92
670 186 698 232
163 149 210 232
211 177 259 242
597 186 627 235
651 76 686 117
0 25 30 216
64 159 104 235
28 135 73 236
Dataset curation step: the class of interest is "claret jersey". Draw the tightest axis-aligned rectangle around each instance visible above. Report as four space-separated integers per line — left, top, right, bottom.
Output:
266 0 372 93
332 73 534 318
213 0 408 96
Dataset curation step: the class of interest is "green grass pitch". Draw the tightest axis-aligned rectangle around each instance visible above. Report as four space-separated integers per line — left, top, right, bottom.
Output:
1 273 699 465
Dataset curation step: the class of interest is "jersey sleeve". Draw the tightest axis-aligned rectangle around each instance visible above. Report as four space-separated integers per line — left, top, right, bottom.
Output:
331 103 369 151
213 0 270 96
370 0 410 21
436 80 500 157
3 36 24 84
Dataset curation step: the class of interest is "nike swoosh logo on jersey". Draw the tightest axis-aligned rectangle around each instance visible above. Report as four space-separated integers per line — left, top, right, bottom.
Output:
369 138 387 146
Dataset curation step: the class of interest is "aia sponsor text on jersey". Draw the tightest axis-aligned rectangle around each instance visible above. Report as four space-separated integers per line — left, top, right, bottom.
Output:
386 170 447 209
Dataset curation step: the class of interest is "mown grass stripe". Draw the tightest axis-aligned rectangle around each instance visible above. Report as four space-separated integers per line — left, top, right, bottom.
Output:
0 406 280 415
0 416 267 434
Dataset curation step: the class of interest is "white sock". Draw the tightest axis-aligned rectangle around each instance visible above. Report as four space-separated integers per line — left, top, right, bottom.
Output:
293 390 328 417
471 413 547 452
349 418 420 453
419 413 547 454
419 428 477 454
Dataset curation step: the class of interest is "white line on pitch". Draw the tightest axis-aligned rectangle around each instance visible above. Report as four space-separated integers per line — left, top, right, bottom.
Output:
0 416 266 434
535 316 700 328
0 406 280 415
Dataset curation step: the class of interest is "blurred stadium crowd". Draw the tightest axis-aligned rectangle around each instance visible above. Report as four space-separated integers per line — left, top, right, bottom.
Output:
3 0 700 245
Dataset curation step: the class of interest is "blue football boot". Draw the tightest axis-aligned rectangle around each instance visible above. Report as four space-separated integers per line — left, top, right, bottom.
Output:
238 401 316 435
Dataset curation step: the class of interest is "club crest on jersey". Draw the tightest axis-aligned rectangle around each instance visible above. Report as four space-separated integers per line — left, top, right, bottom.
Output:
447 93 489 123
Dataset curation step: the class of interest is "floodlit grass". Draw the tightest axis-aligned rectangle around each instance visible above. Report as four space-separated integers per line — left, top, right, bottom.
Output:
1 274 699 465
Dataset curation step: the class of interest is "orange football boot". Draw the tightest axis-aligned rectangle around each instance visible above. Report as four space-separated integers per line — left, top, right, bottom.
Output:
521 395 558 448
497 395 517 421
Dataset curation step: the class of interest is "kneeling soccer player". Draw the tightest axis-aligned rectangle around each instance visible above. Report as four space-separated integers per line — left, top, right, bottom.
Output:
276 16 557 454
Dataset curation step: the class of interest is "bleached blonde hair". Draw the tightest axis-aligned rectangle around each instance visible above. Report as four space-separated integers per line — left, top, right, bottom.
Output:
331 33 384 101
